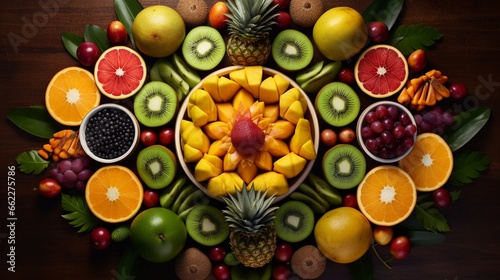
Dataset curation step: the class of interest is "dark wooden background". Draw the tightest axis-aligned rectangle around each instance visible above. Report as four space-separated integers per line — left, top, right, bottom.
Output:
1 0 499 279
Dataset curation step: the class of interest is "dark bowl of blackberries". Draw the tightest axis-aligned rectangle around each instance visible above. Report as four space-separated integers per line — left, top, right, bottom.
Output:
79 103 140 164
356 101 417 163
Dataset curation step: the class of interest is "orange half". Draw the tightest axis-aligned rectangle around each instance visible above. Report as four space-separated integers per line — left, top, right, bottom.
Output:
85 165 144 223
398 133 453 191
357 165 417 226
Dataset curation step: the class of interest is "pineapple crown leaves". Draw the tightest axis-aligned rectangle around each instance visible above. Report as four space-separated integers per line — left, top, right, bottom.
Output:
225 0 278 39
222 183 279 233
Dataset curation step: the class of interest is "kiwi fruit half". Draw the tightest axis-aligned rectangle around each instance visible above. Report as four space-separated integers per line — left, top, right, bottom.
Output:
315 81 360 127
182 26 225 71
322 144 366 190
136 145 177 189
185 204 229 246
133 81 177 127
274 200 314 243
272 29 314 72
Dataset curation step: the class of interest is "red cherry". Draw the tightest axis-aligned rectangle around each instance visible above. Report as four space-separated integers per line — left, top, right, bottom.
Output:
275 11 292 29
89 227 111 250
106 21 128 45
143 190 159 208
449 83 468 101
209 246 226 262
367 21 389 43
76 41 100 66
389 235 411 260
213 263 231 280
433 188 452 208
337 68 355 84
272 0 290 10
274 242 293 263
342 193 358 208
37 178 62 198
140 129 158 146
272 263 291 280
159 127 175 146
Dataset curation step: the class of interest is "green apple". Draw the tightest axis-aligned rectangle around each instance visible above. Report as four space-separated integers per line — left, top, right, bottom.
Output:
129 207 187 263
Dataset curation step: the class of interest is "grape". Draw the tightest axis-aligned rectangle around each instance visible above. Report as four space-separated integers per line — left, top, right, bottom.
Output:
419 121 433 133
361 126 374 138
63 170 78 184
382 118 394 130
413 114 423 125
57 160 72 173
77 169 93 181
74 180 86 192
403 137 415 148
405 124 417 136
375 105 388 119
399 112 412 126
392 125 406 139
387 105 399 120
71 157 84 173
365 138 379 151
380 130 395 145
371 121 384 134
365 111 377 124
442 111 455 126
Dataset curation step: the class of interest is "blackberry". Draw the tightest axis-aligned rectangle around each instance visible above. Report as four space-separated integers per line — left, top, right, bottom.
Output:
85 107 135 159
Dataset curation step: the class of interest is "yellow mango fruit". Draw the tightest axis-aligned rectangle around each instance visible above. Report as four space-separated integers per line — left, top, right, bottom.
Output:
249 171 289 196
207 172 244 197
289 118 317 160
232 88 255 111
249 100 266 117
203 121 229 140
208 138 231 157
238 161 258 184
202 74 219 100
229 68 249 92
244 66 263 98
273 152 307 178
283 100 305 124
259 76 280 104
274 74 290 95
265 136 290 157
266 120 295 139
194 153 223 181
188 89 217 126
263 104 279 123
223 149 242 171
216 102 235 123
255 150 273 171
180 120 211 162
218 76 241 102
279 88 308 124
182 144 204 162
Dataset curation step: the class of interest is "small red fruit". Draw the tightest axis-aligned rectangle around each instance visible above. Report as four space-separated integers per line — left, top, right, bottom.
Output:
209 2 229 29
433 188 452 208
209 246 226 262
274 242 293 263
389 235 411 260
107 20 128 45
143 190 159 208
272 0 290 10
272 263 291 280
76 41 101 66
342 193 358 208
213 263 231 280
320 128 337 147
90 227 111 250
37 178 62 198
449 83 468 101
159 127 175 146
275 11 292 29
373 225 394 246
407 49 427 73
367 21 389 43
337 67 355 84
140 129 158 146
338 127 355 144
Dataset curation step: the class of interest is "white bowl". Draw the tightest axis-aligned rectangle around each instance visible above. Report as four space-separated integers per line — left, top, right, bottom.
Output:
79 103 140 164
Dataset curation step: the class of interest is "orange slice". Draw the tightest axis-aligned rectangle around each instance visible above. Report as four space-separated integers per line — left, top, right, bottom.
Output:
398 132 453 191
85 165 144 223
357 165 417 226
45 66 101 126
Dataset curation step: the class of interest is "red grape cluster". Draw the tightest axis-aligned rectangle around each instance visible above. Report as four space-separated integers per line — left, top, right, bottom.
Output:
413 107 455 134
360 104 417 159
49 156 93 191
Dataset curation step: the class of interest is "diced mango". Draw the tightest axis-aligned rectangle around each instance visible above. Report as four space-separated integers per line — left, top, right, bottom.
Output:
194 153 223 181
232 88 255 111
263 104 279 123
273 152 307 178
202 74 219 101
218 76 241 102
203 121 229 140
255 150 273 171
283 100 305 124
188 89 217 126
229 68 248 92
208 138 231 157
266 120 295 139
183 144 204 162
289 118 316 160
216 102 235 123
223 150 242 171
265 136 290 157
259 76 279 104
249 171 289 196
244 66 263 98
207 172 244 197
274 74 290 95
237 161 258 184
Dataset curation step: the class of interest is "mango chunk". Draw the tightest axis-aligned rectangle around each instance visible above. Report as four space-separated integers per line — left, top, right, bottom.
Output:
255 150 273 171
208 138 231 157
232 88 255 112
266 120 295 139
274 74 290 95
259 76 280 104
244 66 263 98
237 161 258 184
202 74 219 100
216 102 236 123
218 76 241 102
263 104 279 123
265 136 290 157
207 172 244 197
203 121 229 140
194 153 223 181
289 118 317 160
249 171 289 196
188 89 217 126
273 152 307 178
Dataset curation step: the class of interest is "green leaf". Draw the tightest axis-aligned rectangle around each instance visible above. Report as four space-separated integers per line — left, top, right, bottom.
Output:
114 0 144 47
444 107 491 151
449 150 491 186
414 204 450 233
450 189 462 202
15 150 49 175
362 0 404 30
390 24 443 55
62 32 84 60
61 193 100 233
349 250 373 280
84 24 111 53
407 230 446 246
7 106 65 139
114 245 144 280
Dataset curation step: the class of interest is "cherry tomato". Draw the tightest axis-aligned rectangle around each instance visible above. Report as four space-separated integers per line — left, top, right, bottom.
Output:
320 128 337 147
433 188 452 208
209 2 229 29
90 227 111 250
272 263 291 280
342 193 358 208
140 129 158 146
37 178 62 198
337 67 355 84
142 190 159 208
338 127 356 144
274 242 293 263
106 20 128 45
367 21 389 43
389 235 411 260
373 225 394 246
213 263 231 280
159 127 175 146
449 83 468 101
209 246 226 262
407 49 427 73
275 11 292 29
76 41 100 66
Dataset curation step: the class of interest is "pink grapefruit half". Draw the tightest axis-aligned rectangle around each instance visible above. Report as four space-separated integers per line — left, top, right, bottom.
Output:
94 46 147 99
354 44 408 98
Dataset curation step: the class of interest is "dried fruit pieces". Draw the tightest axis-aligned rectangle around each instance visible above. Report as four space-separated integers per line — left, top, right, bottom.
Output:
38 129 85 161
397 69 450 111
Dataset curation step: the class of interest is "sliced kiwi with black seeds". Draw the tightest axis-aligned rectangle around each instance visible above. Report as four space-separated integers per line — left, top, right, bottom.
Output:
136 145 177 189
322 144 366 190
272 29 314 72
274 201 314 243
315 81 360 127
182 26 225 71
185 204 229 246
133 81 177 127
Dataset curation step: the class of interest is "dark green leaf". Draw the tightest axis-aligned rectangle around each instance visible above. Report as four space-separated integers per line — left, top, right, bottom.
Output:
114 245 144 280
444 107 491 151
61 32 84 60
84 24 111 53
362 0 404 30
449 150 491 186
349 250 374 280
7 106 65 139
407 230 446 246
114 0 144 47
15 150 49 175
414 204 450 233
450 189 462 202
390 24 443 55
61 193 100 233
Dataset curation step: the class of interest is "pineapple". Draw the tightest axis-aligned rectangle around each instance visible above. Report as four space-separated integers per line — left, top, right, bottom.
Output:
222 184 279 268
225 0 278 66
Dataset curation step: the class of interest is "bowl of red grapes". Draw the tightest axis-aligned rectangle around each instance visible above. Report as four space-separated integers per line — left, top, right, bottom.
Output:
356 101 417 163
79 103 140 164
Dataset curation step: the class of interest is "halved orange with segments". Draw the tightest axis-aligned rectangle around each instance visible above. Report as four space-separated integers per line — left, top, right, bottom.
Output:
357 165 417 226
85 165 144 223
398 133 453 192
45 66 101 126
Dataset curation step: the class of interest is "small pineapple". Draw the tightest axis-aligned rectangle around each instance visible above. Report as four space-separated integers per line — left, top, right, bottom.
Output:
225 0 278 66
222 183 279 268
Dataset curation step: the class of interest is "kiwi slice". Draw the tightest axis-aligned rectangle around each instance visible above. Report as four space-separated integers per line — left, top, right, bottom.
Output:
182 26 225 71
315 81 360 127
272 29 314 71
185 204 229 246
133 81 177 127
136 145 177 189
322 144 366 190
274 201 314 243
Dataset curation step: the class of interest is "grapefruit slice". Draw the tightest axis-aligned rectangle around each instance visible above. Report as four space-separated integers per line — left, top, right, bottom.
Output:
94 46 147 99
357 165 417 226
398 133 453 192
45 66 101 126
85 165 144 223
354 44 408 98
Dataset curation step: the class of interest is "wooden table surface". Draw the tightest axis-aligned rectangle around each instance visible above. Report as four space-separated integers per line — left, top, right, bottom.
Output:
1 0 499 279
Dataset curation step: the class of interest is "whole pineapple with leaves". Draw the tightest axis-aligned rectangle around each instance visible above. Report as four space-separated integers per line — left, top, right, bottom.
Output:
225 0 278 66
222 184 279 268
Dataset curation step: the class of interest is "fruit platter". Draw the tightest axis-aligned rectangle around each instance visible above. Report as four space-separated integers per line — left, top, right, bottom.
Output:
2 0 500 279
